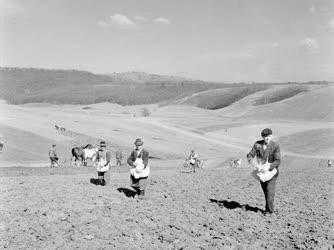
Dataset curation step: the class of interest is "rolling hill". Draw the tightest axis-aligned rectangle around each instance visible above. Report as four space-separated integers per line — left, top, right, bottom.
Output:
238 84 334 121
0 68 225 105
1 67 330 107
167 86 268 109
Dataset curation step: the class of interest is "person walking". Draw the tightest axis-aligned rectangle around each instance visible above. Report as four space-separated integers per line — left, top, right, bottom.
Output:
247 128 281 215
127 138 150 199
116 150 123 166
48 144 59 167
91 141 111 186
188 149 198 172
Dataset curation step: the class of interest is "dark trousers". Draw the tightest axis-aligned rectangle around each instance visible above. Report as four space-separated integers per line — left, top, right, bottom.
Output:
260 172 278 213
98 171 105 179
50 157 59 167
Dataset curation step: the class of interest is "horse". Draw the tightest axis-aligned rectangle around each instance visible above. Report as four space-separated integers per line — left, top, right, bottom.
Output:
71 147 85 167
82 146 98 166
71 145 98 167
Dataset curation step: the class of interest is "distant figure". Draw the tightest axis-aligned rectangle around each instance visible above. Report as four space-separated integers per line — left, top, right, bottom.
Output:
0 139 4 153
230 158 242 168
127 138 150 199
55 124 65 132
48 144 59 167
328 160 332 168
116 150 123 166
188 149 198 172
247 128 281 216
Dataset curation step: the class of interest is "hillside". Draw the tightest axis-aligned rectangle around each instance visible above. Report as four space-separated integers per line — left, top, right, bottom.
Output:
0 68 224 105
214 84 319 117
107 71 192 84
239 85 334 121
0 67 331 107
168 86 268 109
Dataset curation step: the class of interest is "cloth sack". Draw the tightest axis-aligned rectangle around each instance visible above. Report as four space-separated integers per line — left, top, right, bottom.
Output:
96 159 110 172
130 156 150 179
250 158 277 182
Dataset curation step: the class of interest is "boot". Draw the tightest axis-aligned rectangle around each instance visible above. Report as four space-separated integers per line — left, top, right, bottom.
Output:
100 179 106 186
90 178 98 185
138 190 145 199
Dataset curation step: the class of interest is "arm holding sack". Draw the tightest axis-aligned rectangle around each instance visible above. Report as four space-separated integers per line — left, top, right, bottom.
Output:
247 143 258 162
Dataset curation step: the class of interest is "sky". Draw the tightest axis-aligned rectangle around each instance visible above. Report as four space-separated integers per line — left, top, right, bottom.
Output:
0 0 334 82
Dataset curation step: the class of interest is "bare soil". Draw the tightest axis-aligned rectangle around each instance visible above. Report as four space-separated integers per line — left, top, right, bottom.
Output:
0 157 333 249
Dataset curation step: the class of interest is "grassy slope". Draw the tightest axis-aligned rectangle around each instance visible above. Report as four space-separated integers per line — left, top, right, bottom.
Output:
1 68 331 108
0 124 70 163
170 86 268 109
253 85 308 105
214 84 314 116
0 68 226 105
240 85 334 121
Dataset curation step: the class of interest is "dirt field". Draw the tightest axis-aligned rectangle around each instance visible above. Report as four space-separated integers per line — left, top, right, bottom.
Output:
0 157 333 249
0 86 333 249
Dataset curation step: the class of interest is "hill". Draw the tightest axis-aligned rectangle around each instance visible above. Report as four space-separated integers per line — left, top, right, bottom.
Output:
239 85 334 121
0 67 331 107
214 84 318 117
0 67 225 105
167 86 268 109
107 71 192 84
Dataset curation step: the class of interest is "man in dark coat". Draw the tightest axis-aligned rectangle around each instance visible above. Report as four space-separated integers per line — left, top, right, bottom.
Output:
127 138 150 198
247 128 281 215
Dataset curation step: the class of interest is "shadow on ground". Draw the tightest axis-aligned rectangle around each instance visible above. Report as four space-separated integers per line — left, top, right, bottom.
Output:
209 199 263 213
117 187 136 198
